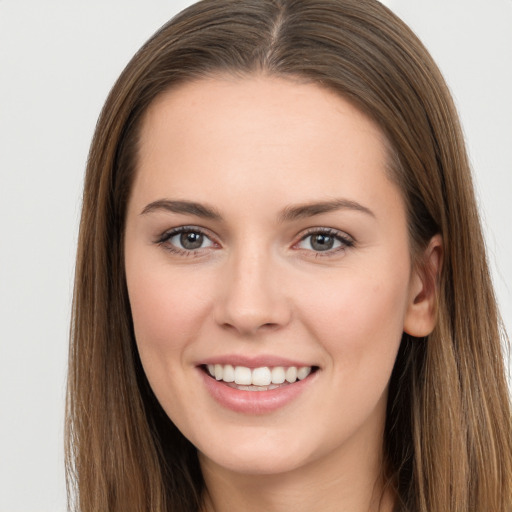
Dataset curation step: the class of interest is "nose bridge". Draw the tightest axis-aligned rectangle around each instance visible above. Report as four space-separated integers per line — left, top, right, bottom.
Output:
215 239 289 335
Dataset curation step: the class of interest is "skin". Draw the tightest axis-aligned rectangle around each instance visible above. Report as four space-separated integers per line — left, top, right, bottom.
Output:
124 75 440 512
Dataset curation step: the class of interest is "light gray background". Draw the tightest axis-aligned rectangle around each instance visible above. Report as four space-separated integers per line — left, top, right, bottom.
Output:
0 1 510 511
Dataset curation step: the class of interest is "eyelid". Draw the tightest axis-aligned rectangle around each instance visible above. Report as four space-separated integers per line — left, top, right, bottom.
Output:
293 227 355 255
156 224 211 241
155 225 219 255
154 225 354 257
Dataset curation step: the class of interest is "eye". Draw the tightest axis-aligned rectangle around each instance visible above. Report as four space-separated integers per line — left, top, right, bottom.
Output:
157 226 216 253
295 229 353 254
171 230 213 250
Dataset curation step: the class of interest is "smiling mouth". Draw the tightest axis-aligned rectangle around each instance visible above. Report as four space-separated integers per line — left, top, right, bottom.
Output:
203 364 318 391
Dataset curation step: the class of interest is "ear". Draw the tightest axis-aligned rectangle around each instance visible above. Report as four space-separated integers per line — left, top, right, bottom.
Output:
403 234 443 337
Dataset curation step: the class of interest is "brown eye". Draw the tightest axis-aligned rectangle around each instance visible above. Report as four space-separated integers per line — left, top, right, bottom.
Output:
180 231 205 250
296 229 353 254
309 233 336 251
161 227 215 252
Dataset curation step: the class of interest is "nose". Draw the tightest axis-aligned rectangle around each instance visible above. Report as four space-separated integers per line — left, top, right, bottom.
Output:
214 246 291 336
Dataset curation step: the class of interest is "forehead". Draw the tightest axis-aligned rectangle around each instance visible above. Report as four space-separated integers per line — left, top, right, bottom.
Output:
132 75 400 220
139 75 387 158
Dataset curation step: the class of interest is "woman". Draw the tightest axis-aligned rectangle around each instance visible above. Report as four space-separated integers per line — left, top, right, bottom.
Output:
66 0 512 510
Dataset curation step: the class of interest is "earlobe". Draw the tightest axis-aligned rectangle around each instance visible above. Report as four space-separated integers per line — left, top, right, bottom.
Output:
403 234 443 337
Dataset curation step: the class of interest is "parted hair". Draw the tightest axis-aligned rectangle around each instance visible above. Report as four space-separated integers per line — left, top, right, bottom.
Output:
66 1 512 510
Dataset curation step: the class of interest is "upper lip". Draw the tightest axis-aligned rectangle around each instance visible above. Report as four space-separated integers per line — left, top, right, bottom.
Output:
198 354 317 369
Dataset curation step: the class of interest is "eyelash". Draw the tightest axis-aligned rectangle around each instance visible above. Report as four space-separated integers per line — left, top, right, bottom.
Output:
294 228 354 257
155 226 354 257
156 226 216 257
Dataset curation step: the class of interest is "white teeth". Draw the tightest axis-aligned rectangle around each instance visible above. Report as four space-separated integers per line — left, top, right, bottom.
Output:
285 366 297 383
234 366 252 385
252 367 272 386
297 366 312 380
222 364 235 383
206 364 313 386
271 366 286 384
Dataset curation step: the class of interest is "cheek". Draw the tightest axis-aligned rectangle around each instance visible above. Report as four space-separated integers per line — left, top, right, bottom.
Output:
298 265 409 370
126 261 213 360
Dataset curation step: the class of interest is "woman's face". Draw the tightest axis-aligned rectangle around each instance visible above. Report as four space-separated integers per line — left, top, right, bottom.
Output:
124 76 429 478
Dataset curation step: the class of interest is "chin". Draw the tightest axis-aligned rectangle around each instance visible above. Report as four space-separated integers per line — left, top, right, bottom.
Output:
194 426 325 477
199 448 308 476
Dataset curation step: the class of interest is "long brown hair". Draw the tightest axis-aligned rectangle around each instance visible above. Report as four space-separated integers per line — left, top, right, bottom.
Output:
66 1 512 510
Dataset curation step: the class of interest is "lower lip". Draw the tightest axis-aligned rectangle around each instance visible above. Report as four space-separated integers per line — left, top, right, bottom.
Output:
199 368 316 414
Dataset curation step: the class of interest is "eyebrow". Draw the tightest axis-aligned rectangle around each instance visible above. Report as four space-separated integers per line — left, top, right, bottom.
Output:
140 199 222 220
279 198 375 222
140 198 374 221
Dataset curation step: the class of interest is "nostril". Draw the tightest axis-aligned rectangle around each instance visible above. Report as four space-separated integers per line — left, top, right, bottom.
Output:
220 321 281 336
261 322 279 329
